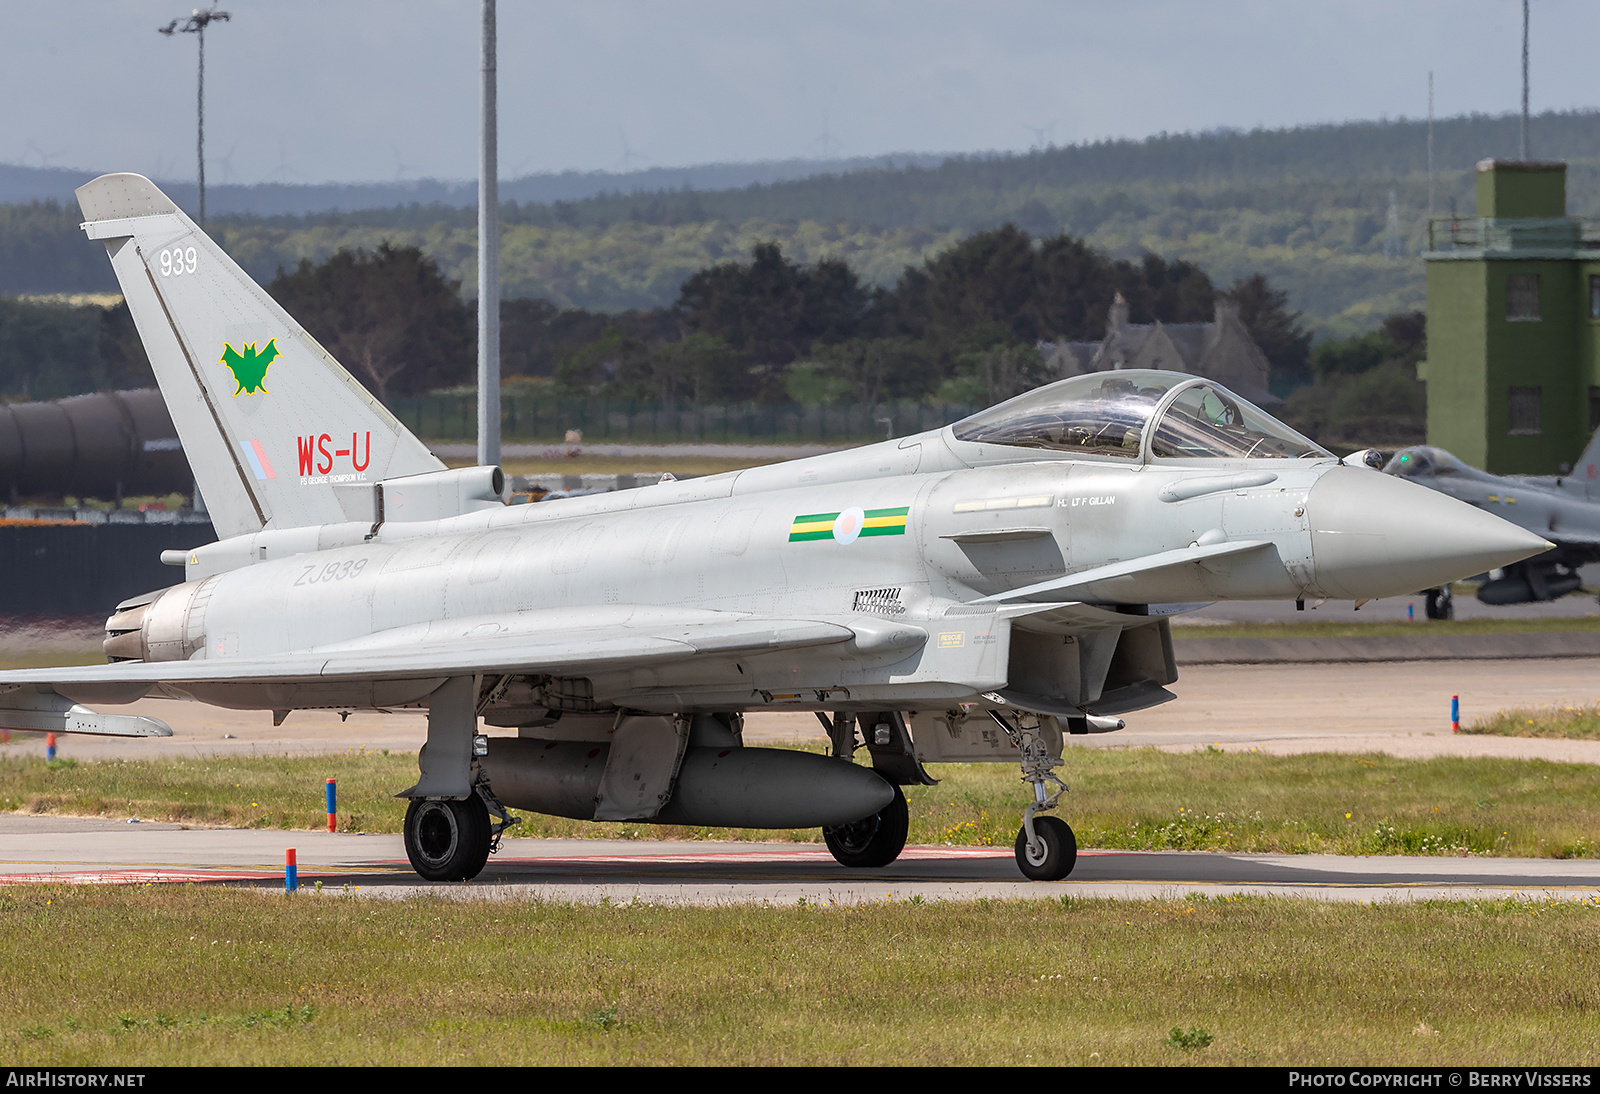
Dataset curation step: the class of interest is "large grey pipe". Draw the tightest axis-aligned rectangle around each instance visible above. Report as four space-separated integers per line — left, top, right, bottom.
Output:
0 388 189 501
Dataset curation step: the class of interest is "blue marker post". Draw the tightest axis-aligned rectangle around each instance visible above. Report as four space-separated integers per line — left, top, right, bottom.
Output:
1407 603 1414 621
325 778 337 833
285 848 298 892
1451 694 1460 734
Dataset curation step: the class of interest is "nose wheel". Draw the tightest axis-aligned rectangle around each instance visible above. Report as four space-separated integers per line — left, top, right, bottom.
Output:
1015 816 1077 881
404 795 492 881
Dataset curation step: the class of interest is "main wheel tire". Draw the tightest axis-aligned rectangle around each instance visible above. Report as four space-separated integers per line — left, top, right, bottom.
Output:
823 784 909 868
1424 587 1454 620
1014 816 1077 881
404 795 491 881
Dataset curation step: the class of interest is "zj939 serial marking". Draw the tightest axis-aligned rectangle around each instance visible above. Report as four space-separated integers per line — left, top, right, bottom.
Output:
293 558 370 587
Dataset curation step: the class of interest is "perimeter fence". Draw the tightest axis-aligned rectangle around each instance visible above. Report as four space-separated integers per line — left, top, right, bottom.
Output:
388 395 981 445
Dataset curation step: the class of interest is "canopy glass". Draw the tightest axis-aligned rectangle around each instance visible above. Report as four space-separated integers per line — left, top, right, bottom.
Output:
953 371 1327 460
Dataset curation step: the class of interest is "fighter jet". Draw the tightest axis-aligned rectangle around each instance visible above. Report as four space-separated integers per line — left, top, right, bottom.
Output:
1384 437 1600 618
0 174 1550 882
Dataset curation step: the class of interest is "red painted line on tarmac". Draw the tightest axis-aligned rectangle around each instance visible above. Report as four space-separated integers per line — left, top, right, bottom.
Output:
0 846 1126 885
0 869 277 885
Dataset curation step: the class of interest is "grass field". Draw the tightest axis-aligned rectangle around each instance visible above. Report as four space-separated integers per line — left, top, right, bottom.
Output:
1170 617 1600 639
1466 705 1600 742
0 887 1596 1065
5 746 1598 859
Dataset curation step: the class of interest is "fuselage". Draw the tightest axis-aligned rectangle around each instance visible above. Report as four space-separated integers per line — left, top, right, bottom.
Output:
156 429 1310 661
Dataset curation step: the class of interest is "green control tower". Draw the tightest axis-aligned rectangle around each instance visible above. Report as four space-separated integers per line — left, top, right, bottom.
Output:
1423 159 1600 474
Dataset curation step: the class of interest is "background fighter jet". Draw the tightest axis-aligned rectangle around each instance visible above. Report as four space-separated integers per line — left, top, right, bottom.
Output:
1384 433 1600 619
0 174 1550 882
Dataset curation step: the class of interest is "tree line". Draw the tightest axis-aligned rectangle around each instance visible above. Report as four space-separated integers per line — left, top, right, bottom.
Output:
0 223 1321 412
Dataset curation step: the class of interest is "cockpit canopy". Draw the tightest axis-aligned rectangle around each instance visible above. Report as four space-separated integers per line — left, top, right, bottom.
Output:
951 370 1328 461
1384 446 1489 480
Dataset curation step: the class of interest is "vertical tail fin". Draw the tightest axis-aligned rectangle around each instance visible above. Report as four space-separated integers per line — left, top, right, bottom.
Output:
1569 424 1600 499
75 173 445 537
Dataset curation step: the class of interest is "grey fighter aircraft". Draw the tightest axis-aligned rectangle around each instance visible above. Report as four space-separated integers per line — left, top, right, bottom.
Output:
1384 436 1600 618
0 174 1550 882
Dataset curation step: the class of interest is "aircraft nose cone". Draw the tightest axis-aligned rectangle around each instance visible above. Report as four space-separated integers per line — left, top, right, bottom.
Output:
1305 465 1552 600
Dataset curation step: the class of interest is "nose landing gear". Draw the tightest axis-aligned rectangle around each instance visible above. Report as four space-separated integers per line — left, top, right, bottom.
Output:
991 709 1079 881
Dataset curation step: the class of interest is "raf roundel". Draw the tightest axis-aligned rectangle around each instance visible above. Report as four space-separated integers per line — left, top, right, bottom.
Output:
833 507 865 544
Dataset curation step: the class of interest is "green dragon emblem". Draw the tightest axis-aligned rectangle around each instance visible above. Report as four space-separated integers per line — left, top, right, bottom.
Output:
220 339 279 395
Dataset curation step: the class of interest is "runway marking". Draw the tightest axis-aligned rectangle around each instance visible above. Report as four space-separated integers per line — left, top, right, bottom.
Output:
1074 877 1600 892
0 869 275 885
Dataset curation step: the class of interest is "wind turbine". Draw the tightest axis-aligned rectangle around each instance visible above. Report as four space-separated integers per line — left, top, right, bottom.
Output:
1022 121 1057 151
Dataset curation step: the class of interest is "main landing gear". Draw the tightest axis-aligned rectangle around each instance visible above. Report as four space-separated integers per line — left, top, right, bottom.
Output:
404 795 491 881
403 784 518 882
1424 586 1455 620
822 785 909 867
817 710 929 870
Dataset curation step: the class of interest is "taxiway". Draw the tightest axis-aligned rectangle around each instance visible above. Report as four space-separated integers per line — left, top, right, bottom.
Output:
1 815 1595 905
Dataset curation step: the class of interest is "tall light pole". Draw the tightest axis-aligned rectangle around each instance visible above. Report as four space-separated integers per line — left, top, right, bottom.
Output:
1427 71 1434 223
478 0 501 468
1520 0 1530 160
159 5 231 226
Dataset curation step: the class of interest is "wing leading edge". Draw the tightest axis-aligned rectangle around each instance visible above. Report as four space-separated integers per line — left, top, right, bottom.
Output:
0 607 889 734
0 608 862 689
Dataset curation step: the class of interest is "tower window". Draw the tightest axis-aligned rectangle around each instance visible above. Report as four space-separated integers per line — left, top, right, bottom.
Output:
1507 274 1541 321
1509 386 1542 434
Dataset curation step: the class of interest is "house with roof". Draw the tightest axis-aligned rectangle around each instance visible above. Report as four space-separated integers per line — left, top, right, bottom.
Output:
1040 294 1277 406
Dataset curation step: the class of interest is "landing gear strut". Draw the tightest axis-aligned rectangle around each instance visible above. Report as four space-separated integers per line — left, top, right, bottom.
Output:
401 676 520 882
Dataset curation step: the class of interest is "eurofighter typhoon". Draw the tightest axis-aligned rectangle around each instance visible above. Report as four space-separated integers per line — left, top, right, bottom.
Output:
1385 433 1600 618
0 174 1550 882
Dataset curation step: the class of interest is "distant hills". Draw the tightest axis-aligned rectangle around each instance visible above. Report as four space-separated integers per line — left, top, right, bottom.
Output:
12 110 1600 336
0 153 951 216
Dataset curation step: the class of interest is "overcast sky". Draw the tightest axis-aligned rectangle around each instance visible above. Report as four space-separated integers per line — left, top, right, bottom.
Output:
3 0 1596 185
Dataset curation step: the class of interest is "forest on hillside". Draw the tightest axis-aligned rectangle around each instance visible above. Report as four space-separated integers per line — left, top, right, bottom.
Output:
0 226 1425 447
10 110 1600 337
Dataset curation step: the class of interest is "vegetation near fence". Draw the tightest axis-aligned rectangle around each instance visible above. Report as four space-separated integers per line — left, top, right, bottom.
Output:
391 394 977 445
